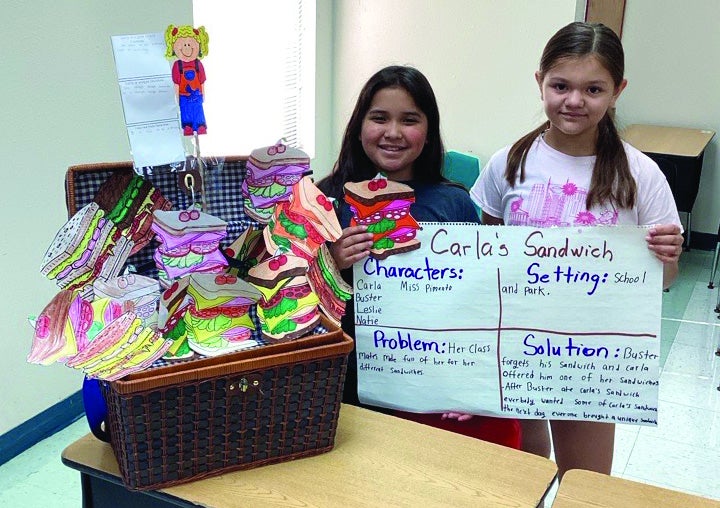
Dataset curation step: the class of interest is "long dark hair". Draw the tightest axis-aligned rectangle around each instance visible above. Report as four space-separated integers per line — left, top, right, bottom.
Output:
507 22 636 209
317 65 446 199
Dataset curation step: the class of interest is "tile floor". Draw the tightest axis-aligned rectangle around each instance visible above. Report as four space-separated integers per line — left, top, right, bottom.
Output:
1 250 719 507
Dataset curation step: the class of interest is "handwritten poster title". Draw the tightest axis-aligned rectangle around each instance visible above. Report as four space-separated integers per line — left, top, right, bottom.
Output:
353 224 662 426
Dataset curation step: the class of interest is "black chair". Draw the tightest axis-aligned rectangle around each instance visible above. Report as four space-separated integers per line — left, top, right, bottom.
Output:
650 155 691 249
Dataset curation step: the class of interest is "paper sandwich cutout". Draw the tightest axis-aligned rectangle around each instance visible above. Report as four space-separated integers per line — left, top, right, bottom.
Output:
152 208 228 286
157 276 193 359
221 225 268 279
264 176 342 261
29 292 169 381
184 273 263 356
306 244 352 328
41 173 171 297
241 142 312 223
344 178 421 259
64 311 171 381
247 254 320 342
93 274 161 329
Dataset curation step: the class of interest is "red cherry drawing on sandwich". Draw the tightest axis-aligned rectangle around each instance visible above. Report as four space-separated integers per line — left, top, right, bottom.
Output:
267 143 287 156
214 274 238 285
269 255 288 271
225 247 235 257
316 195 333 212
368 179 387 191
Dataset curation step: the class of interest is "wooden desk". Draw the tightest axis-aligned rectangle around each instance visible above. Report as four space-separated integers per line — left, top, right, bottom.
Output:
622 124 715 158
622 124 715 248
62 404 557 508
552 469 720 508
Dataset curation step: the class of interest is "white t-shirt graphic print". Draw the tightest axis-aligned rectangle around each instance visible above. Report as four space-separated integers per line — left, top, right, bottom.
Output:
471 136 681 229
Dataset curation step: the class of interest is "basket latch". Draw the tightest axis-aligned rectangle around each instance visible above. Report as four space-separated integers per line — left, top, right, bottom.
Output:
229 373 263 395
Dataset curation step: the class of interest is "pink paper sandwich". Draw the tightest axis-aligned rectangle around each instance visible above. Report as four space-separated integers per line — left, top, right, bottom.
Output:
28 290 77 365
64 312 139 369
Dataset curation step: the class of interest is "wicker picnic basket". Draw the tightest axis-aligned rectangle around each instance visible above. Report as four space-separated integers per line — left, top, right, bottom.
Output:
101 319 351 490
65 158 354 490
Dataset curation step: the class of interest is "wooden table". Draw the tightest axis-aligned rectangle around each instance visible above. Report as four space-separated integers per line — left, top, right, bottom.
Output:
622 124 715 249
552 469 720 508
622 124 715 158
62 404 557 508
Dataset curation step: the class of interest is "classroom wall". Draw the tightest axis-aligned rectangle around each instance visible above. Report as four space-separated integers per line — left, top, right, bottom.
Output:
327 0 579 175
1 0 193 436
1 0 334 437
327 0 720 237
5 0 720 436
621 0 720 235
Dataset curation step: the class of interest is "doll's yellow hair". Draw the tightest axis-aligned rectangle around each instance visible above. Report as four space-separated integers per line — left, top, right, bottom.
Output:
164 25 209 59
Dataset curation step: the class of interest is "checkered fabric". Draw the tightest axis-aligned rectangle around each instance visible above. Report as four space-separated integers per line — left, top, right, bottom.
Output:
68 159 253 277
66 158 327 356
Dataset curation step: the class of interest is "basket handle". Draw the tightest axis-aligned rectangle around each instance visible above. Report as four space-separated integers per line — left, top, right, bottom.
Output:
82 376 111 442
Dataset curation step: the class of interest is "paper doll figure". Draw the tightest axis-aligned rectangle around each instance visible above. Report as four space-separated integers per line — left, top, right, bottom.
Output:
165 25 209 136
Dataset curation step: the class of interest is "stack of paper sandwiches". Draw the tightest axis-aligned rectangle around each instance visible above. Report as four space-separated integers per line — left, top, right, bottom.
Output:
32 142 380 380
41 171 171 298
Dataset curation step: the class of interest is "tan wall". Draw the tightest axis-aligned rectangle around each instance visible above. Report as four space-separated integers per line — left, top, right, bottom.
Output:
6 0 720 436
621 0 720 234
326 0 578 174
1 0 192 435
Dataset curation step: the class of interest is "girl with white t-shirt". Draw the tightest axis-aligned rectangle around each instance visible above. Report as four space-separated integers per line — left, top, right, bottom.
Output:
471 21 683 480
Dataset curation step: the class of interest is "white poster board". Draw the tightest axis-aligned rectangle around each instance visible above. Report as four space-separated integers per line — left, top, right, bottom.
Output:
353 224 662 426
111 33 186 170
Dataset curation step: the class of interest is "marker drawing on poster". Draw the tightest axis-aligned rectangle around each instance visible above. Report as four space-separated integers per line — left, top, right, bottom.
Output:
353 224 662 426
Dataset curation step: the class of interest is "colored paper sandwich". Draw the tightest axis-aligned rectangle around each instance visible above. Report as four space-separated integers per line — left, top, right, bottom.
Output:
264 176 342 261
184 273 263 356
241 142 313 224
344 178 421 259
152 208 228 285
246 254 320 342
307 244 351 328
40 202 130 293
